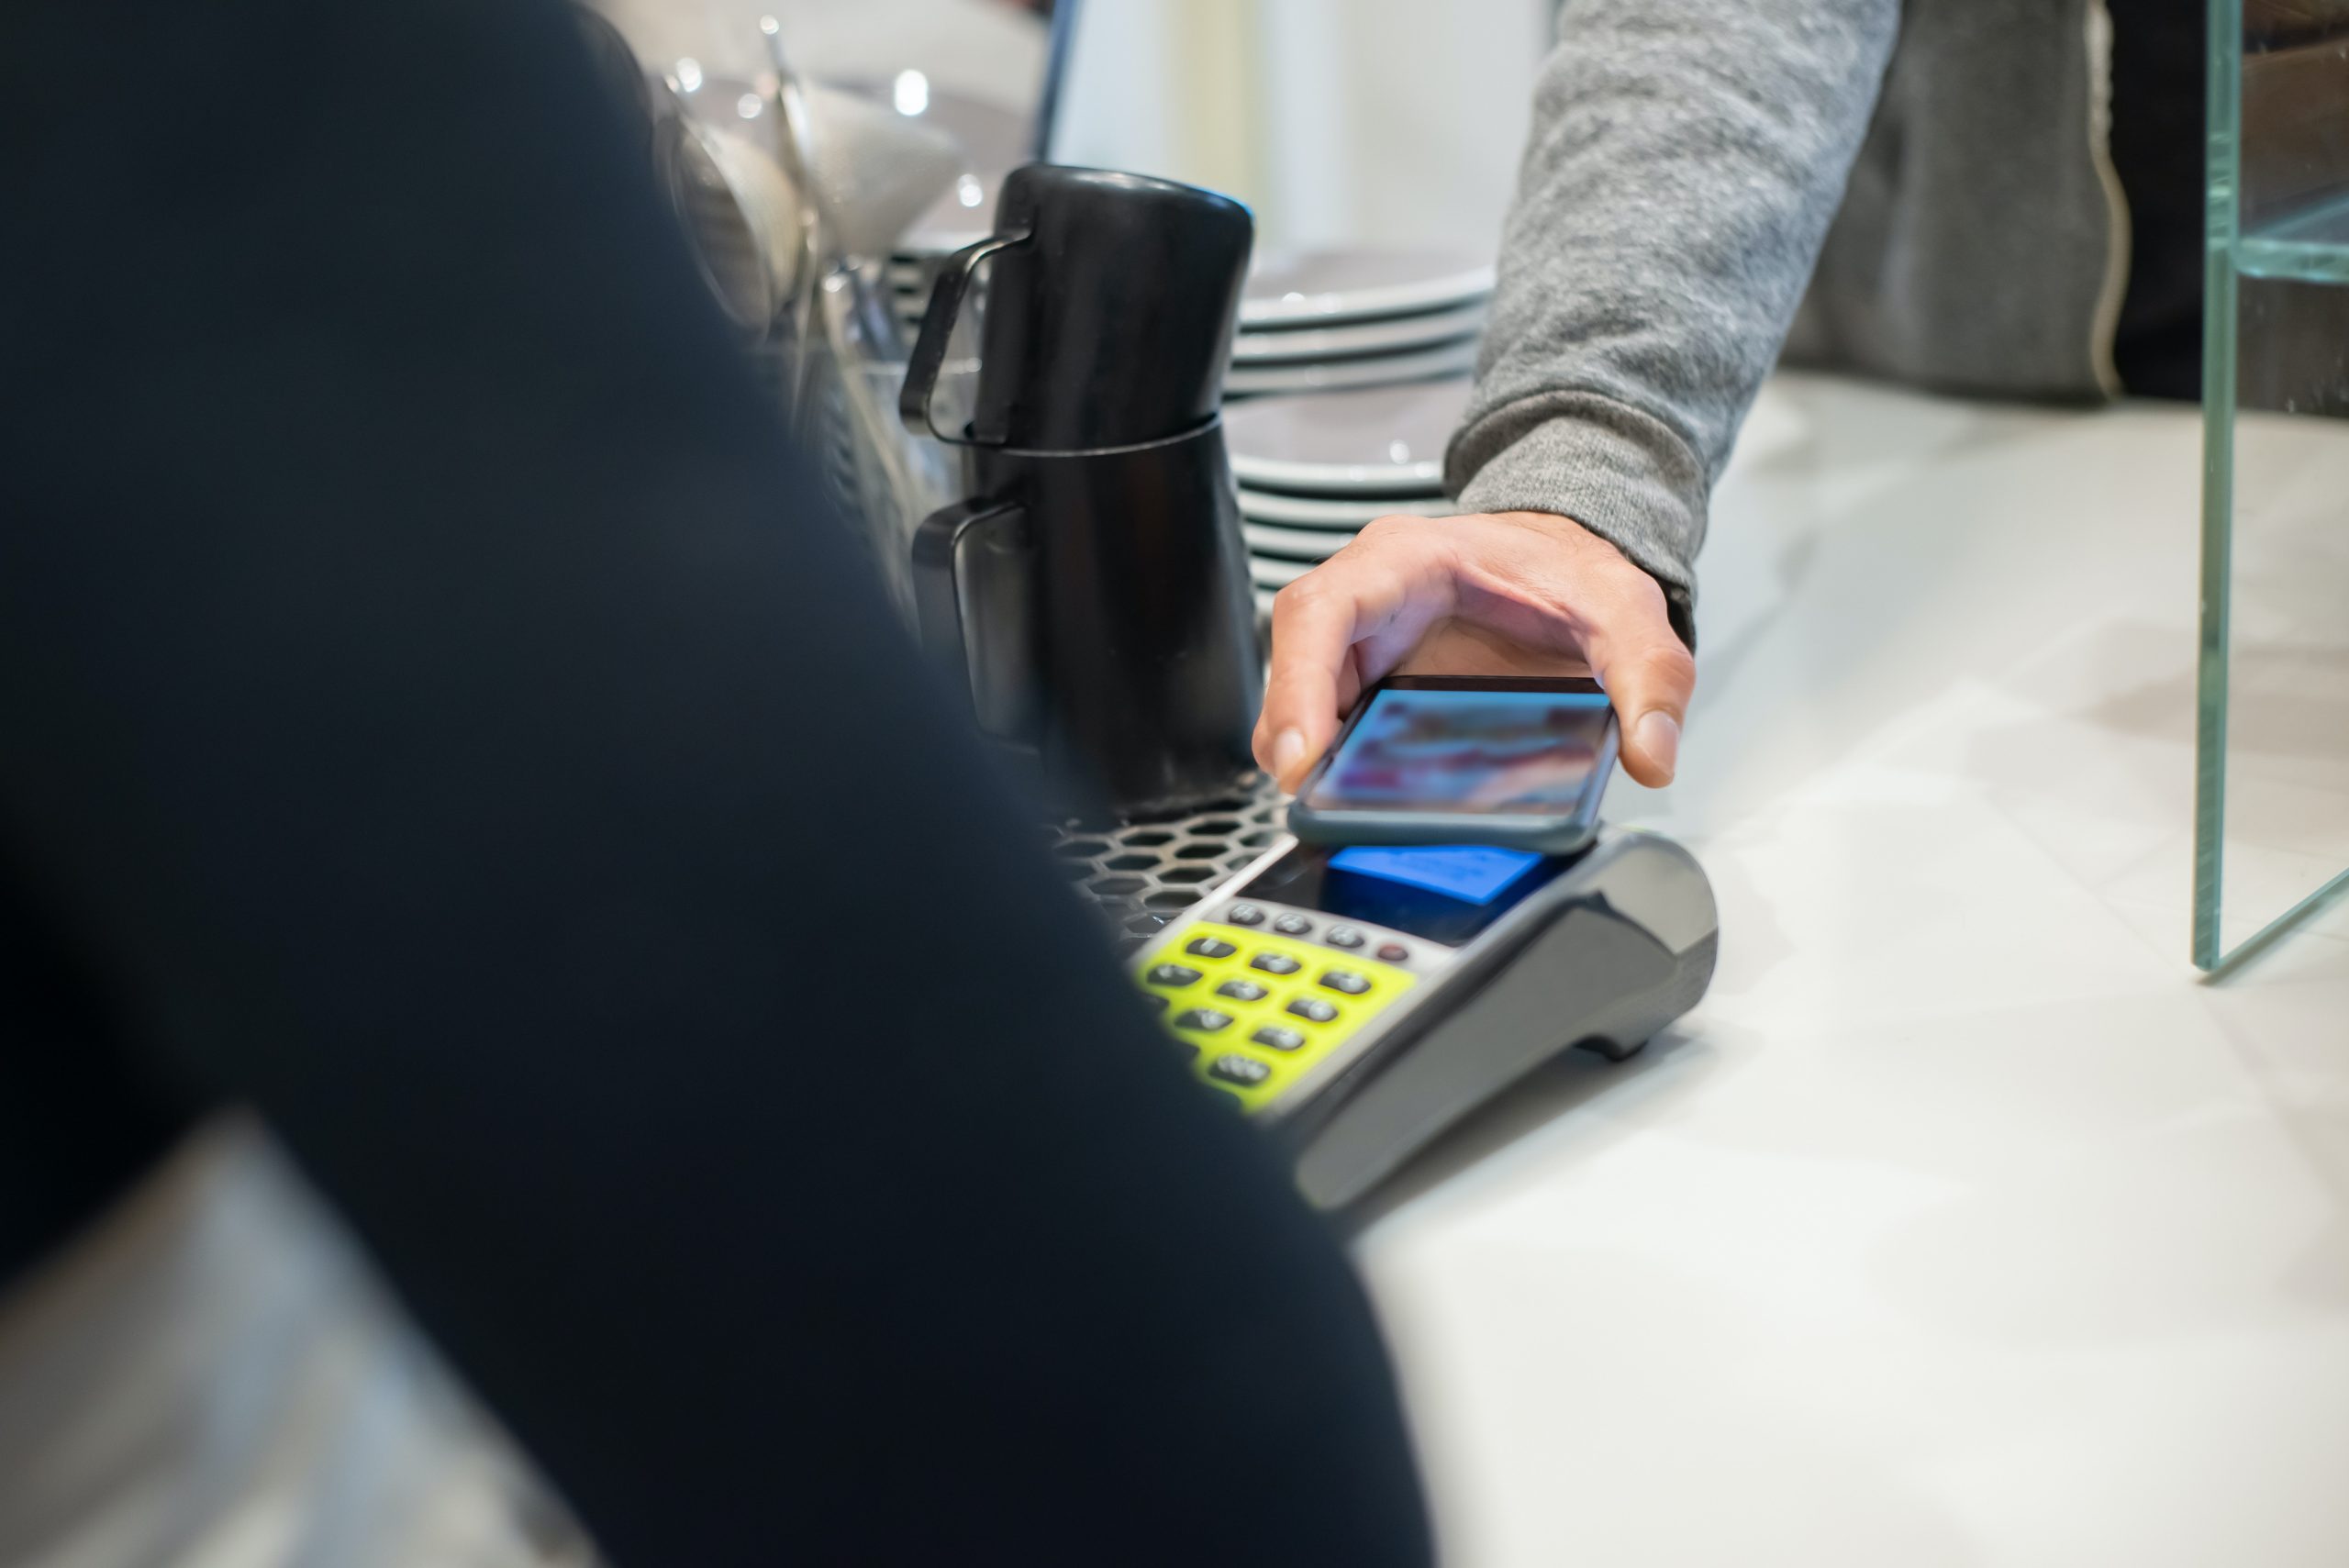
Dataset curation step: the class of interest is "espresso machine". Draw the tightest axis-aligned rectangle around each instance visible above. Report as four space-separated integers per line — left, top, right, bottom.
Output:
904 167 1719 1208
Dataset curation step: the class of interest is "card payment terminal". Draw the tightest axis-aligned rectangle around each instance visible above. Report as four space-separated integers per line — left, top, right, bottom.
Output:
1132 828 1718 1208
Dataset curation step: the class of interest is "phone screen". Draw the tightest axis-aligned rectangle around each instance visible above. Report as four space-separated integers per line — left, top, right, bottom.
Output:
1301 686 1615 816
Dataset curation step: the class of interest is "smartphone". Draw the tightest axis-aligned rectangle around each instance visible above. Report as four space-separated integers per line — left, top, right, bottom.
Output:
1286 675 1621 855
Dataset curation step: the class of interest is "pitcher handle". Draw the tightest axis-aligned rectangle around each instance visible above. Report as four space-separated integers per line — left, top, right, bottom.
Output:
900 230 1030 445
911 494 1030 726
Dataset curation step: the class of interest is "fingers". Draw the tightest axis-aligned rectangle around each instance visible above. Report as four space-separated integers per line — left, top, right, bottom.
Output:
1569 567 1696 788
1252 584 1349 790
1253 509 1696 793
1253 520 1459 793
1435 512 1694 787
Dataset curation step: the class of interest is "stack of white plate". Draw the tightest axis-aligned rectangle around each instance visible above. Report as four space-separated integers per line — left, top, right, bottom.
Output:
1224 377 1471 616
1227 249 1492 400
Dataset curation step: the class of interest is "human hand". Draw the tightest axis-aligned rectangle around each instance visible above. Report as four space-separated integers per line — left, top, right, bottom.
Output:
1251 511 1696 792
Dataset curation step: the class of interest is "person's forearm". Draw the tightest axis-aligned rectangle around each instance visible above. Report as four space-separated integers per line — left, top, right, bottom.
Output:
1449 0 1900 643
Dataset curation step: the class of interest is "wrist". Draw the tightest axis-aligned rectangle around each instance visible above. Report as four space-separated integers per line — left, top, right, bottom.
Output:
1449 403 1705 649
1484 507 1637 570
1473 508 1695 653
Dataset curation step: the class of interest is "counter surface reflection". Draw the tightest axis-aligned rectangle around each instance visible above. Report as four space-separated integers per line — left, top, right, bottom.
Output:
1359 373 2349 1568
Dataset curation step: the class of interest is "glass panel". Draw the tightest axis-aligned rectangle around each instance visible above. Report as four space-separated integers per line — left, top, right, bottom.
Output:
2195 0 2349 968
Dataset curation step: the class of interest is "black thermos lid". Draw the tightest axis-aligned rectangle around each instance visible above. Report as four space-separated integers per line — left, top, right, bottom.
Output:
971 165 1252 452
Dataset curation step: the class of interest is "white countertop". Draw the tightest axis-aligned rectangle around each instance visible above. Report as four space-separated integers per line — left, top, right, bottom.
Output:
1356 374 2349 1567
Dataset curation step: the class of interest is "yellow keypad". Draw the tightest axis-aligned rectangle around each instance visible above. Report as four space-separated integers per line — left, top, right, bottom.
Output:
1135 922 1418 1113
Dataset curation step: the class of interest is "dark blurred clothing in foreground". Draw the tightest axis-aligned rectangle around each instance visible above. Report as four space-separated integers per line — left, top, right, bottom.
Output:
0 2 1433 1562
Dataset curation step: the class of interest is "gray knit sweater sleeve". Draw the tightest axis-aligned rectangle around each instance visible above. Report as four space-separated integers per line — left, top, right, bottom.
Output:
1447 0 1901 645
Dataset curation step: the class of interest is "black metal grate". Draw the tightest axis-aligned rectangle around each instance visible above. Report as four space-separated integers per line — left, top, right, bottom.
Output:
1048 776 1290 950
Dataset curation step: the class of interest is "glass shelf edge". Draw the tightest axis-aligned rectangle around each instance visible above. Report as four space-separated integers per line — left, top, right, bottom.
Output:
2197 865 2349 978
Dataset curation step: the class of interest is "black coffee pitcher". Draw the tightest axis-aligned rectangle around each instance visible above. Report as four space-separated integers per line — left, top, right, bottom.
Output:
899 165 1263 822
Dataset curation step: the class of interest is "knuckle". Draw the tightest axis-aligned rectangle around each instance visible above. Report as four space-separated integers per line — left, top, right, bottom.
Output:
1355 513 1422 547
1270 574 1323 615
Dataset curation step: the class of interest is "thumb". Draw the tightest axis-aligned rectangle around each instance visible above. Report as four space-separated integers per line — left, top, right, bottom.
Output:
1577 577 1696 789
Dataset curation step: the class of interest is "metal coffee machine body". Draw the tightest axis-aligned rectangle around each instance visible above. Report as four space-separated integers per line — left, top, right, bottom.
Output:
900 165 1262 823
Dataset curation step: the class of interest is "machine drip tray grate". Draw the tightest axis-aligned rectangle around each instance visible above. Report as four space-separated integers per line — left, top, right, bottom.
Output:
1048 775 1288 949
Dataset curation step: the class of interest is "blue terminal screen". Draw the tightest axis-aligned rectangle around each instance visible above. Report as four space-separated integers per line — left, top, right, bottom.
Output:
1248 840 1566 945
1328 844 1544 906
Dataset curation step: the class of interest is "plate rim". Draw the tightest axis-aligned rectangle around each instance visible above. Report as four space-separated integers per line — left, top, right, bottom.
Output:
1224 340 1478 396
1230 302 1487 366
1244 521 1349 560
1241 256 1496 328
1249 555 1318 587
1230 451 1446 493
1238 489 1453 525
1221 378 1475 493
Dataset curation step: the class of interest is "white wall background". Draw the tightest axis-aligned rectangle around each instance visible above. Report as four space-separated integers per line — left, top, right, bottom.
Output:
1052 0 1553 256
